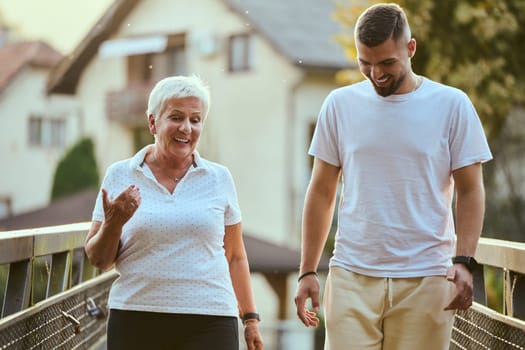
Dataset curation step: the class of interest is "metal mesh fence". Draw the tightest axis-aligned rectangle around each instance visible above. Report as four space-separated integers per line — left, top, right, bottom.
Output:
0 275 114 350
2 278 525 350
451 308 525 350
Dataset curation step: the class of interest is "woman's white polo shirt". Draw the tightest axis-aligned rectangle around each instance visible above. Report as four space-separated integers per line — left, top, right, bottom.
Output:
92 145 242 316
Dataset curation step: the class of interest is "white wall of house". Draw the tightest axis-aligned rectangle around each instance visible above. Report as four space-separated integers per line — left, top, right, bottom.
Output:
119 0 304 244
288 78 343 246
0 66 80 216
77 55 133 175
73 0 343 247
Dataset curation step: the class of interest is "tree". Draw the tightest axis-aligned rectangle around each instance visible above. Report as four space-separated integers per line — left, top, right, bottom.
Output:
51 137 100 200
333 0 525 139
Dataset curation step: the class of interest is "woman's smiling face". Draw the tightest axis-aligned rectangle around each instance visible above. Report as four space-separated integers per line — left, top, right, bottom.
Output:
149 96 204 160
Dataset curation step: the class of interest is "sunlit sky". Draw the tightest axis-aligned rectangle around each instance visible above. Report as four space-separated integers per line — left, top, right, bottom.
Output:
0 0 113 53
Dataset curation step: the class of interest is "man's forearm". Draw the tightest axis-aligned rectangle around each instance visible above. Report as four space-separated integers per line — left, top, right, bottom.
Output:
300 188 337 273
454 186 485 256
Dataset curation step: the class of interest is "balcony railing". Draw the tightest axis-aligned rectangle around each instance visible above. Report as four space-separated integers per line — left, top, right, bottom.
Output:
1 223 524 349
106 83 155 126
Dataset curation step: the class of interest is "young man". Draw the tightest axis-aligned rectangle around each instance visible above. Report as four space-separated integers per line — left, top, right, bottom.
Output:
294 3 492 349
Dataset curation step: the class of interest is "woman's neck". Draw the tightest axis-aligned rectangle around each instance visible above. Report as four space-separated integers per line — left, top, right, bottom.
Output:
147 148 193 184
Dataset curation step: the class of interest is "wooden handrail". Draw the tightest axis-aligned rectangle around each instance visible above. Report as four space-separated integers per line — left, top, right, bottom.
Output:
0 223 97 318
1 225 524 322
476 238 525 274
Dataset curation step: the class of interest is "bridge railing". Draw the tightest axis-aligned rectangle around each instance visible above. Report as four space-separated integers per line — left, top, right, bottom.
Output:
476 238 525 319
0 223 524 350
451 238 525 349
0 223 101 318
0 223 113 349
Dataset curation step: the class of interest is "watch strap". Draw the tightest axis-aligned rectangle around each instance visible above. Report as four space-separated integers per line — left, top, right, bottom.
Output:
241 312 260 324
452 255 479 272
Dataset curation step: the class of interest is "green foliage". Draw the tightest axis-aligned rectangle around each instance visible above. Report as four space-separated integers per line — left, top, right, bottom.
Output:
484 266 504 313
51 137 99 200
402 0 525 139
400 0 525 240
334 0 525 139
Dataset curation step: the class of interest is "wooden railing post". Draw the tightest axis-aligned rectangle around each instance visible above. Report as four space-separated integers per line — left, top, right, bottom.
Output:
31 255 51 305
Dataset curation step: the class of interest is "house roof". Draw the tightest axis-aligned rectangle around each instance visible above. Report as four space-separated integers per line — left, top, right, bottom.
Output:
0 40 63 93
0 188 328 273
0 188 98 230
47 0 351 95
222 0 350 71
47 0 140 95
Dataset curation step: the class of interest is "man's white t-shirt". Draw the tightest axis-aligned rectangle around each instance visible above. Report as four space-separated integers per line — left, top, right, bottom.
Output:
92 146 241 316
310 78 493 278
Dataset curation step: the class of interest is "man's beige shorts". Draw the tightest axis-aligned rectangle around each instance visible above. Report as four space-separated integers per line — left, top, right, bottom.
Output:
324 266 456 350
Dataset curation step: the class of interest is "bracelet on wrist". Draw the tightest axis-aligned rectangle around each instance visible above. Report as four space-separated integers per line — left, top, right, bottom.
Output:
298 271 318 282
241 312 260 325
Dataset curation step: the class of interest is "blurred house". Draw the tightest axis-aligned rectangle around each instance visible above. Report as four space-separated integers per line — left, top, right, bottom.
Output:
46 0 352 247
0 38 80 218
3 1 350 346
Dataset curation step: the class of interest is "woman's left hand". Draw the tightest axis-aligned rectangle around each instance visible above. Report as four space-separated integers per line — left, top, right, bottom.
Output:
244 320 263 350
102 185 141 227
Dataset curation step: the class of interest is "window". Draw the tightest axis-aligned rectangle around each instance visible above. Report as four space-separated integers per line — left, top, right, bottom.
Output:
28 116 65 147
228 33 252 72
127 35 187 84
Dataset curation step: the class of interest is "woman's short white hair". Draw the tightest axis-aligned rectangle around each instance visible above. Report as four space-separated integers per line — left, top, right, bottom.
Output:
146 75 210 119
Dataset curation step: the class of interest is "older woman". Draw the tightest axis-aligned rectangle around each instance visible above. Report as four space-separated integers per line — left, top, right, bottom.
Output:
85 75 263 350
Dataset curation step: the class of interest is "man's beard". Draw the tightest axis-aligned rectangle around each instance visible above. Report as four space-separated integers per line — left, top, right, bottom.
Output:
371 72 407 97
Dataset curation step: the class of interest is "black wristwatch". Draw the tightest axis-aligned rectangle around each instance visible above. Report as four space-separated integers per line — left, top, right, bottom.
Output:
241 312 260 324
452 256 480 273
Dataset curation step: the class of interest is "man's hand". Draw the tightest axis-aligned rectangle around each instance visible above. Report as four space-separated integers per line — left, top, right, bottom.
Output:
294 275 321 327
444 264 473 310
